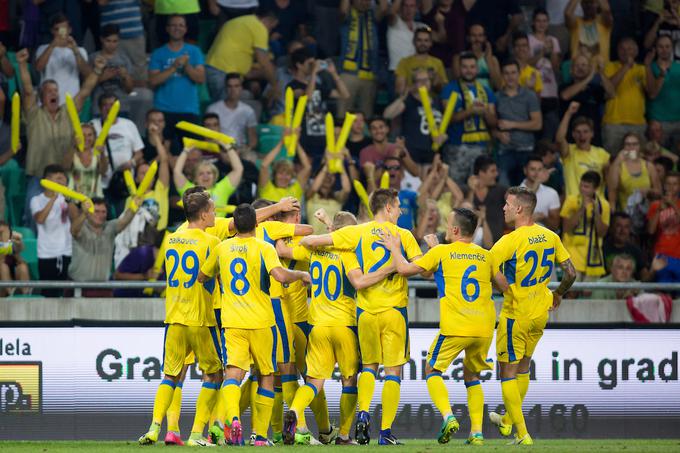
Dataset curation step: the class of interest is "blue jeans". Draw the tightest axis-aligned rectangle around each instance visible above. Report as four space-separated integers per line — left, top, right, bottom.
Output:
206 65 227 103
497 149 532 187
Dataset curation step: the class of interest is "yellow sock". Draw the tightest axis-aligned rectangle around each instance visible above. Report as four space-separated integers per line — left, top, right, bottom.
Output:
191 382 219 435
222 379 242 424
253 387 275 439
426 372 452 418
309 387 330 433
380 376 401 430
501 378 528 438
291 383 316 429
465 380 484 433
166 382 183 432
502 372 529 426
357 368 376 412
281 374 300 407
339 386 358 437
152 379 176 426
271 387 283 434
239 376 253 415
209 385 226 427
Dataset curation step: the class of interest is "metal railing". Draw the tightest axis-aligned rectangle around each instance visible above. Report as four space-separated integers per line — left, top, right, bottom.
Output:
1 280 679 291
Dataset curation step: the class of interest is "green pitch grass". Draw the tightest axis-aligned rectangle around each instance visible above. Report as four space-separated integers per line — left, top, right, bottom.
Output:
1 440 679 452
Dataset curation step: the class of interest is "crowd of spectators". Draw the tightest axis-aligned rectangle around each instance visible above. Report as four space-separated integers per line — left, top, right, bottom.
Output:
0 0 678 300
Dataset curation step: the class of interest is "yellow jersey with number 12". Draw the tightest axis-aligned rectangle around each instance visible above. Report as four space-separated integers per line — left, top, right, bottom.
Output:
413 241 495 337
330 220 422 314
490 224 570 321
164 228 220 327
201 235 283 329
292 245 360 327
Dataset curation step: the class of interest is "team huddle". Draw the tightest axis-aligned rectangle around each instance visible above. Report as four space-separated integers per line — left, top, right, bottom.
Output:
137 184 576 447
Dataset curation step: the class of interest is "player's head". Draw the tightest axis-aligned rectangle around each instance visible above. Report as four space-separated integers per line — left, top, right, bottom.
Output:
503 186 537 224
183 186 215 227
446 208 478 242
277 206 300 224
370 188 400 223
331 211 358 232
251 198 275 210
234 203 257 234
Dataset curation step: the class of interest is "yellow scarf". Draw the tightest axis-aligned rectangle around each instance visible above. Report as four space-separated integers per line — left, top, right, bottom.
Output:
342 8 375 80
460 79 490 143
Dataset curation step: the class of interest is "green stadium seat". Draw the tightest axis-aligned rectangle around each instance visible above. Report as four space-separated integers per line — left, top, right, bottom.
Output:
257 124 290 161
0 159 26 227
198 19 218 54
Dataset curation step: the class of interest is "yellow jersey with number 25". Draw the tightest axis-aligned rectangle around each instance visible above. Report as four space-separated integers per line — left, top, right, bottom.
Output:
413 241 495 337
164 228 221 327
330 220 422 314
490 224 570 321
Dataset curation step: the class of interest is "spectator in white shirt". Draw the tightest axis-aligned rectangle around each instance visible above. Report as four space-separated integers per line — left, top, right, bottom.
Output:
520 154 561 230
35 13 92 105
387 0 424 73
30 165 74 297
206 73 258 149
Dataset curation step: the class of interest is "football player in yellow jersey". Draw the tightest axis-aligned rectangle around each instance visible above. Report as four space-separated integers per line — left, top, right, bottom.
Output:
199 204 311 447
300 188 423 445
383 208 501 446
488 187 576 445
279 211 396 445
138 187 224 447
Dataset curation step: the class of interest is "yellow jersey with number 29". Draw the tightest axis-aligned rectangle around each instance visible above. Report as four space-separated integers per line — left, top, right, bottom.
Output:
330 220 422 314
201 235 283 329
164 228 221 327
413 241 495 337
490 224 570 321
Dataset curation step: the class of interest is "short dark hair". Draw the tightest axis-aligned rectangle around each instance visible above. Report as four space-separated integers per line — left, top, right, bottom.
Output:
91 197 107 206
183 186 211 221
234 203 257 233
251 199 275 210
535 139 557 156
532 7 549 20
100 24 120 38
370 188 399 214
656 34 673 47
368 116 388 127
414 26 432 39
146 109 163 121
43 164 65 178
501 59 520 71
256 7 278 21
452 208 478 237
506 186 537 215
291 47 313 68
202 112 220 123
611 211 631 223
512 31 529 46
524 154 544 168
581 170 601 188
459 51 477 64
572 115 594 131
666 170 680 181
225 73 243 86
473 155 496 175
98 92 118 108
654 156 674 173
49 13 69 28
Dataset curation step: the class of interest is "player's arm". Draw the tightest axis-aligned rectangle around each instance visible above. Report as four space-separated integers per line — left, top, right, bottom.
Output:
300 234 334 248
226 197 302 233
492 271 510 293
270 266 311 285
381 231 427 277
551 258 576 311
346 262 396 289
198 247 220 282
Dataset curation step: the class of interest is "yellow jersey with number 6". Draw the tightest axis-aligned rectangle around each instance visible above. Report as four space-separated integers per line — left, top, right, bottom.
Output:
490 224 570 321
201 235 283 329
330 221 422 314
413 241 495 337
164 228 221 327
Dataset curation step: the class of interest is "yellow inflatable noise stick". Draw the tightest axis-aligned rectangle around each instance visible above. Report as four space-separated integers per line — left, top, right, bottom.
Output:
380 170 390 189
94 100 120 148
40 179 94 213
287 95 308 157
353 180 373 219
418 86 440 150
143 231 169 296
176 121 236 145
182 137 220 153
65 93 84 152
136 160 158 198
11 92 20 154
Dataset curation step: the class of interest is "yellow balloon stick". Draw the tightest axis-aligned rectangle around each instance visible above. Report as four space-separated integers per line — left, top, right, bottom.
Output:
11 92 20 154
284 87 294 152
182 137 220 153
65 93 84 152
418 86 441 151
175 121 236 145
353 180 373 219
40 179 94 213
136 160 158 197
123 169 137 194
335 113 356 155
287 95 308 157
94 100 120 148
325 113 336 152
143 231 169 296
380 170 390 189
439 91 458 138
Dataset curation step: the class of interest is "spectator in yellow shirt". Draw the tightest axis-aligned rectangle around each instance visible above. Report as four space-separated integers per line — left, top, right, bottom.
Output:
258 134 312 202
394 26 447 95
601 37 650 155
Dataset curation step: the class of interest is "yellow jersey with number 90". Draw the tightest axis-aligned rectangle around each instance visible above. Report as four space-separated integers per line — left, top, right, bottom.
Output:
413 242 495 337
201 235 283 329
164 228 221 327
292 245 360 326
490 224 570 321
330 220 422 314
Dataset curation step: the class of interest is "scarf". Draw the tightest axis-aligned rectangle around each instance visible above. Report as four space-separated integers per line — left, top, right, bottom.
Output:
342 7 376 80
576 196 604 269
459 79 490 143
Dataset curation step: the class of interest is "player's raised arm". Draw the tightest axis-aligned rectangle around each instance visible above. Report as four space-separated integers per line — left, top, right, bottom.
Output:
300 234 334 248
550 258 576 311
381 230 426 277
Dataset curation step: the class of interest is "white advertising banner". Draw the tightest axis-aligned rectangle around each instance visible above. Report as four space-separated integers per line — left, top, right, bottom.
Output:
0 327 678 426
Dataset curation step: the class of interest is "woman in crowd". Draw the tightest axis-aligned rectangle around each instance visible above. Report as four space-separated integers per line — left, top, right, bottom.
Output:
64 124 108 199
608 132 661 212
